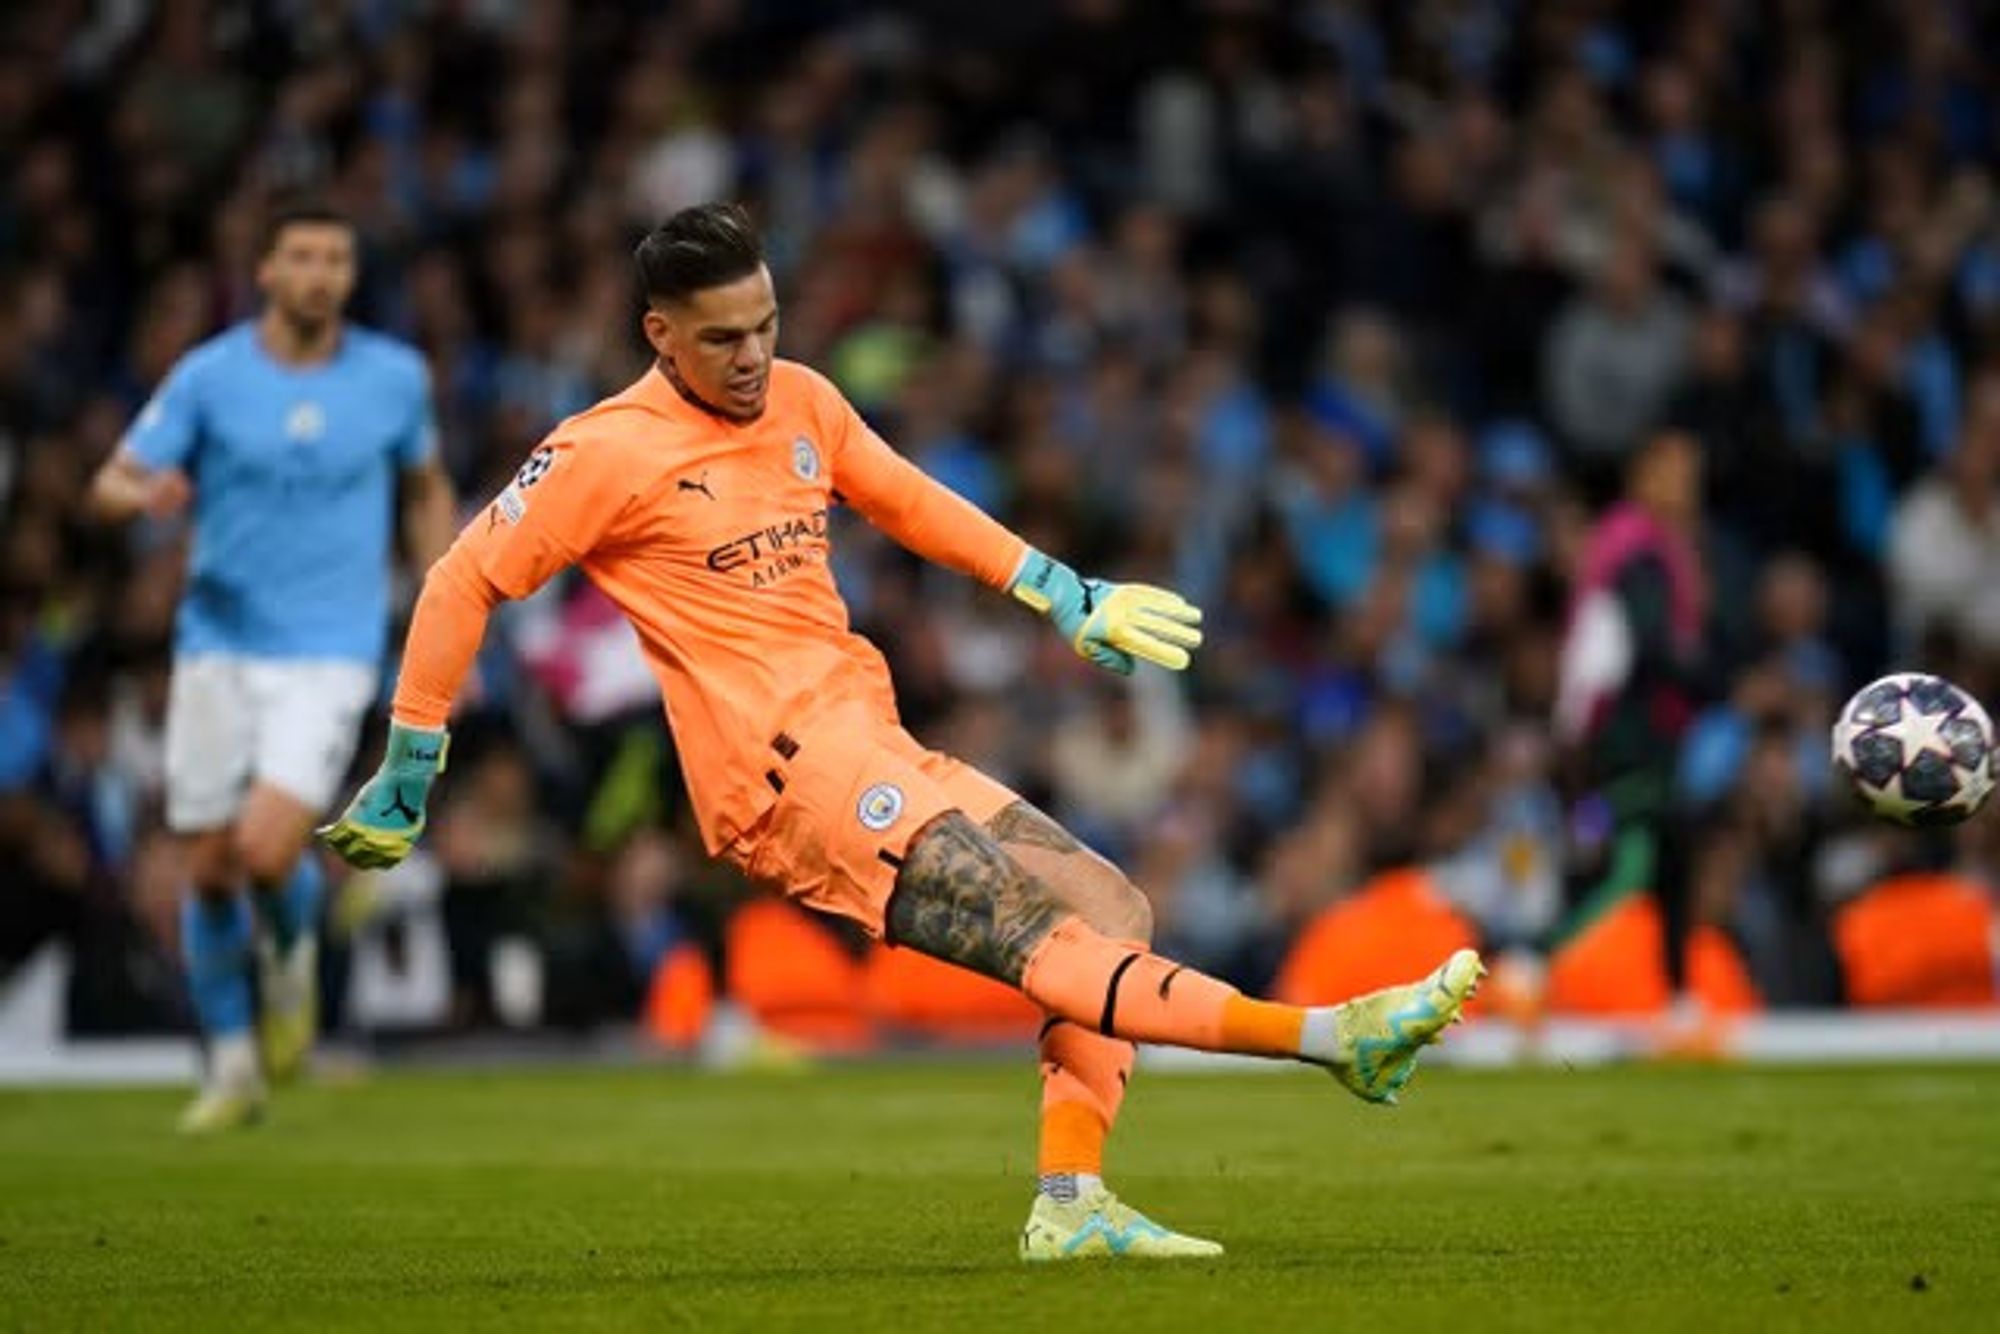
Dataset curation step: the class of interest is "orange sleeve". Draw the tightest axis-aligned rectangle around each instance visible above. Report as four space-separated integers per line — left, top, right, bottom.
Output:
390 550 499 729
463 430 637 599
824 386 1027 591
391 427 636 728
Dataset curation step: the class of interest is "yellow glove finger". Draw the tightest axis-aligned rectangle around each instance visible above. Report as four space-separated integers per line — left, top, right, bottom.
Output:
321 829 373 868
349 842 405 871
1123 637 1193 671
1121 584 1203 623
1100 621 1192 670
318 821 407 871
1125 606 1205 649
1074 585 1206 670
1103 587 1204 668
361 834 413 869
1104 616 1198 660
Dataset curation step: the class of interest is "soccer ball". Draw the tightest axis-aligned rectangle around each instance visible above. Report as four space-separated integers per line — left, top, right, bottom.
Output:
1831 673 1997 827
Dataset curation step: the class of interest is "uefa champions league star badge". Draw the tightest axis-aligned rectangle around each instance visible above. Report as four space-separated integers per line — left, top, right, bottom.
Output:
792 436 821 481
515 445 556 488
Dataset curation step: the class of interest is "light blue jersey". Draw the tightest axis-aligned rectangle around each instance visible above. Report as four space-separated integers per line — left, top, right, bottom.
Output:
123 322 437 664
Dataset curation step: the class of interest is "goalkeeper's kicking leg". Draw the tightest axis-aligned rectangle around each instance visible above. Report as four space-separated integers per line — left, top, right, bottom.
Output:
890 809 1483 1261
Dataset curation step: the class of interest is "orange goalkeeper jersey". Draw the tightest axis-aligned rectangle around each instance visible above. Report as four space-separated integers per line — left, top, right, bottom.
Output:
395 360 1028 852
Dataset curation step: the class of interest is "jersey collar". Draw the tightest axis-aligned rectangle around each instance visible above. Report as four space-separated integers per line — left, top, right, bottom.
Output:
639 361 765 429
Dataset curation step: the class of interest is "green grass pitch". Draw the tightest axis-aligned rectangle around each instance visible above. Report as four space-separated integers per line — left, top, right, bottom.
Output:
0 1061 1994 1331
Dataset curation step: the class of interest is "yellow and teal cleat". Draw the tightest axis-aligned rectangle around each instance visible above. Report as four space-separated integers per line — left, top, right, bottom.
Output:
176 1084 266 1136
1325 948 1485 1104
1020 1188 1224 1262
257 936 319 1084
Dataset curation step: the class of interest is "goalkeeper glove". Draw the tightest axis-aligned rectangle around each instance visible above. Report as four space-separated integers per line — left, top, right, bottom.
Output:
1008 548 1204 674
316 722 449 870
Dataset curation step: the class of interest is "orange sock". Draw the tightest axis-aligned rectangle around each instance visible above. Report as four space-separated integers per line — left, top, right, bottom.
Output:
1219 994 1307 1056
1020 917 1306 1058
1038 1017 1134 1176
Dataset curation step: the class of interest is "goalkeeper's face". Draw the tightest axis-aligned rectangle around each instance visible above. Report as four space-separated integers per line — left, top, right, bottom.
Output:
258 221 357 333
646 264 779 421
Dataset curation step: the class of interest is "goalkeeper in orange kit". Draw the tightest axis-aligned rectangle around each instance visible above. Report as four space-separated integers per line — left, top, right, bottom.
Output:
321 202 1482 1260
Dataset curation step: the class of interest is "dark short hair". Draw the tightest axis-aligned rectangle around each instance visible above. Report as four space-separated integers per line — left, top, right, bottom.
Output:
261 200 355 256
634 202 765 304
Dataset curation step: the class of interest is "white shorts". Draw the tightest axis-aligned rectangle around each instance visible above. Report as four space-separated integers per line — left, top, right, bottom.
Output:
164 655 378 832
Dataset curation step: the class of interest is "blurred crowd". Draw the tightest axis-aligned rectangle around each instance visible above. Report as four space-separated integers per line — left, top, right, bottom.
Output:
7 0 2000 1039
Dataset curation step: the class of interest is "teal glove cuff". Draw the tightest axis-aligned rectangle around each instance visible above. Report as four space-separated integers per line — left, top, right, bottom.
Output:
1007 548 1086 630
365 721 447 828
384 721 449 778
1009 547 1133 674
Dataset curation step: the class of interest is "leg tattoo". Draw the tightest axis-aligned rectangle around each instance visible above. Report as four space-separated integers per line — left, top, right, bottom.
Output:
887 811 1066 985
985 800 1085 854
986 799 1152 945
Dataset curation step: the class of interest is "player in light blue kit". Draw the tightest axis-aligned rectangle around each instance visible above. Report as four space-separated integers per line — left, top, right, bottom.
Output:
88 204 455 1132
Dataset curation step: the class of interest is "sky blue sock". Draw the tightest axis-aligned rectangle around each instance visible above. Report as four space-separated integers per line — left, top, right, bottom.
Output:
258 853 326 954
181 893 254 1038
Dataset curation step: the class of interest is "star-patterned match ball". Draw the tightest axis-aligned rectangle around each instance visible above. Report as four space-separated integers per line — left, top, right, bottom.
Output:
1831 673 1997 827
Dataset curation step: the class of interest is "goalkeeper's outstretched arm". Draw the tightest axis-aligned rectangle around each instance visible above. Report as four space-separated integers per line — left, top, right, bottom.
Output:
316 545 506 868
831 411 1201 674
828 400 1027 592
322 427 627 868
390 552 502 731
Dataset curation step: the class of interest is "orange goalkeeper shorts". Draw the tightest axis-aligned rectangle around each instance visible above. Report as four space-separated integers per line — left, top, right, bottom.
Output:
720 699 1018 938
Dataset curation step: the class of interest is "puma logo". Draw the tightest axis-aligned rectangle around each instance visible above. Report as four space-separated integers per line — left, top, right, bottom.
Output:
678 471 715 500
